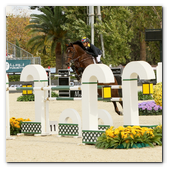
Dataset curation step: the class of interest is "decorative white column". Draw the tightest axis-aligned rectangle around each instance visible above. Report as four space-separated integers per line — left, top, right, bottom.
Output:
122 61 155 126
81 64 115 130
157 62 162 83
20 65 50 135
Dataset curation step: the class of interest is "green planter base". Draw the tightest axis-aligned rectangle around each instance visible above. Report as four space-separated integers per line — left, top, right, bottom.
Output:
115 143 150 149
58 123 79 136
82 130 105 144
21 121 41 134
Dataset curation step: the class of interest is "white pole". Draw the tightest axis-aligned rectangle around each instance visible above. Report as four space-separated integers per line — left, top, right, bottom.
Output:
6 75 10 138
89 6 94 44
97 6 105 58
6 74 15 140
156 62 162 83
89 6 91 25
7 85 122 91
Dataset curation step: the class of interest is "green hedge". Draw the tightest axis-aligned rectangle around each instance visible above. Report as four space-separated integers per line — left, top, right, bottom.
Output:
17 91 58 101
138 91 153 100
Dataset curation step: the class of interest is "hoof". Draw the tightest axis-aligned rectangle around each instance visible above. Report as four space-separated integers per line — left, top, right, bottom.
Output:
116 111 123 116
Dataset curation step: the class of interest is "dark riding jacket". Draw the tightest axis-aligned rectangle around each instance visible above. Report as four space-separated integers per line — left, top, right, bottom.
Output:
86 43 102 57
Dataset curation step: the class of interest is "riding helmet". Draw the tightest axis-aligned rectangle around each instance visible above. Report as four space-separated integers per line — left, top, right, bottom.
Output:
81 37 89 43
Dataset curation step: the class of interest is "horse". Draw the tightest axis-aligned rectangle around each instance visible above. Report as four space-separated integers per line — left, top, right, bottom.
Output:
65 42 123 115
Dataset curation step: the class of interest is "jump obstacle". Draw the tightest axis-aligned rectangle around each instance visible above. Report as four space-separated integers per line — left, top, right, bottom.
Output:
6 62 156 143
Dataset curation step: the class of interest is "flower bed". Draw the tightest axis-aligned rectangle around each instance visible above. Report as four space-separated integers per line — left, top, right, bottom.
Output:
10 117 31 135
138 101 162 115
95 125 162 149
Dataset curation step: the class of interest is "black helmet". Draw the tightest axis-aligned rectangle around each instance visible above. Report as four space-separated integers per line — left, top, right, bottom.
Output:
81 37 89 43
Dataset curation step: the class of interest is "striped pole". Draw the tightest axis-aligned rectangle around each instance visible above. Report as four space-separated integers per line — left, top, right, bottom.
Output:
46 97 122 101
54 74 76 77
6 85 122 91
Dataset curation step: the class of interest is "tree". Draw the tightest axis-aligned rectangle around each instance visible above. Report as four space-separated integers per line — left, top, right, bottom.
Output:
6 13 32 52
129 6 162 61
63 6 133 66
25 6 68 71
94 6 134 66
15 39 21 58
28 6 162 67
62 6 90 41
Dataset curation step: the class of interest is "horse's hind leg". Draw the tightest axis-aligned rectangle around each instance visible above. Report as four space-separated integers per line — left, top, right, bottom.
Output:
112 101 123 115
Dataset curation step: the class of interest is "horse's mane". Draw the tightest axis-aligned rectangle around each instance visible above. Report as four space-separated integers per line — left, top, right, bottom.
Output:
69 41 86 51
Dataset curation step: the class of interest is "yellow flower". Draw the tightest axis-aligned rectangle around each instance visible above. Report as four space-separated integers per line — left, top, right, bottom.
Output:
114 129 119 135
124 134 128 139
131 129 136 135
118 126 124 131
14 124 20 128
153 82 162 106
121 132 124 138
13 121 17 124
141 130 146 135
106 129 114 137
16 118 22 122
133 126 141 129
121 132 128 139
136 133 141 137
130 134 134 139
10 118 14 123
109 126 114 130
20 118 24 121
126 126 132 129
141 127 149 131
149 131 154 135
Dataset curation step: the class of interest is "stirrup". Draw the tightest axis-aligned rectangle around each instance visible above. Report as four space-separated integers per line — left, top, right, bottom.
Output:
97 61 102 64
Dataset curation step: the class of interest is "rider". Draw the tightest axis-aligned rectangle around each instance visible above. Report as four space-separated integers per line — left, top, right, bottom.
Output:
81 37 102 63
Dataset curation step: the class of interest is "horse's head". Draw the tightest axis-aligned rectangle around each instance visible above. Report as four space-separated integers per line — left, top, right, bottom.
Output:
65 43 76 67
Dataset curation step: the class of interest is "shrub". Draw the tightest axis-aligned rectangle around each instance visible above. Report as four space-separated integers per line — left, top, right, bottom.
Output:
153 82 162 106
8 75 20 82
17 91 58 101
17 94 34 101
138 91 153 100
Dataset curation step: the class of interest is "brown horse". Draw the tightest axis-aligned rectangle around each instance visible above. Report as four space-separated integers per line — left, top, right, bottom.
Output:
65 42 123 115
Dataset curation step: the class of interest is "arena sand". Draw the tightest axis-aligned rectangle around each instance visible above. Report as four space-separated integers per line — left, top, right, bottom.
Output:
6 93 162 162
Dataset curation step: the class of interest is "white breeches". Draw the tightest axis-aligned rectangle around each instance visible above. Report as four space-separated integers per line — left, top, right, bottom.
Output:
96 55 101 62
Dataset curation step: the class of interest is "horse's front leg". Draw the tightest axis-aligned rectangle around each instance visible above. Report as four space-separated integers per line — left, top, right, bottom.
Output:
112 101 123 115
73 68 82 81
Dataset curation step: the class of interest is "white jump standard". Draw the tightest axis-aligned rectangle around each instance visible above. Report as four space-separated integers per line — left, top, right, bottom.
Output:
6 61 156 144
122 61 155 126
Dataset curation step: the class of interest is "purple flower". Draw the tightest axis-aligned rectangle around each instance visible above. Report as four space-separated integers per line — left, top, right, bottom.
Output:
142 106 146 110
142 102 147 105
138 101 162 113
147 106 152 111
138 105 143 109
159 106 162 110
154 106 159 111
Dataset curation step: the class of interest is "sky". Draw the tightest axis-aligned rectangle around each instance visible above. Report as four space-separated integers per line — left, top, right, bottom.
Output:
6 5 43 16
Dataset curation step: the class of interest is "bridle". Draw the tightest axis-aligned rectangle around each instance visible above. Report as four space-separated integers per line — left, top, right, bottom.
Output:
66 46 76 64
